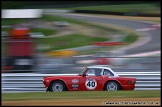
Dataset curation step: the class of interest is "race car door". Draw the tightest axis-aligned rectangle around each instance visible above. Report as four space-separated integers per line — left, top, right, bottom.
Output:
79 68 103 91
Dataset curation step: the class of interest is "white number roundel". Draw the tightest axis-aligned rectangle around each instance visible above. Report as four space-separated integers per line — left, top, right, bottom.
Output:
85 78 97 90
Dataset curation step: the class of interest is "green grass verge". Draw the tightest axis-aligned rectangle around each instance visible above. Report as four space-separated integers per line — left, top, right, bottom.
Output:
2 14 88 26
2 28 11 31
2 90 160 101
89 23 119 33
42 14 88 25
123 33 138 45
31 28 57 36
36 34 108 52
61 3 160 15
2 19 26 25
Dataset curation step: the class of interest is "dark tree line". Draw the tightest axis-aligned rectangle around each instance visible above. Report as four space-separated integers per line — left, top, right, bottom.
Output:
2 1 160 9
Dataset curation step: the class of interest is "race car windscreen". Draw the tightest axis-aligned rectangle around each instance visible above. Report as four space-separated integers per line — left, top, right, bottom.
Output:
79 67 88 75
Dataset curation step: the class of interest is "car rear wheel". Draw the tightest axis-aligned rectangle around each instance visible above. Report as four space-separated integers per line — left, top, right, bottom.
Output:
105 81 120 91
49 81 66 92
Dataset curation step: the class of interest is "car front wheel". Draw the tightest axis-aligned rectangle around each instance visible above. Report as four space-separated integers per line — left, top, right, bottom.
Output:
49 81 66 92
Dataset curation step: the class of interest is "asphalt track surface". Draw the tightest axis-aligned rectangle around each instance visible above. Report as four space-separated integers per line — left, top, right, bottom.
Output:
51 13 160 55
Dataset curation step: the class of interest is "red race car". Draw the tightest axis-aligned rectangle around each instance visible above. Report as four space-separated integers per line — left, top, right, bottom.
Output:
43 66 136 92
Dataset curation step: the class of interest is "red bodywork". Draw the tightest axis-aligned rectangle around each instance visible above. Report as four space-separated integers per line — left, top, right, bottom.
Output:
43 68 136 91
6 38 35 56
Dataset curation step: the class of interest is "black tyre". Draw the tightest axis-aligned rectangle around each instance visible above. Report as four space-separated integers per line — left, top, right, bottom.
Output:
105 81 120 91
49 81 66 92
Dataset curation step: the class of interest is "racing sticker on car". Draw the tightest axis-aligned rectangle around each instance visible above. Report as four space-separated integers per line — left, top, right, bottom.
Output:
72 79 79 83
85 78 97 90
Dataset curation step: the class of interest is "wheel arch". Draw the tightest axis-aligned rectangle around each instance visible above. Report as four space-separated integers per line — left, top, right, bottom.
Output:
48 79 68 91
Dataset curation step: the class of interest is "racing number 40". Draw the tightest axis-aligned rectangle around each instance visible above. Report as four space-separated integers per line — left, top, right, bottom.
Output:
87 81 95 87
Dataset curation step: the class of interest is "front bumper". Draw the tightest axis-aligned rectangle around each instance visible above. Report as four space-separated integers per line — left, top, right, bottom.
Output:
122 85 135 90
